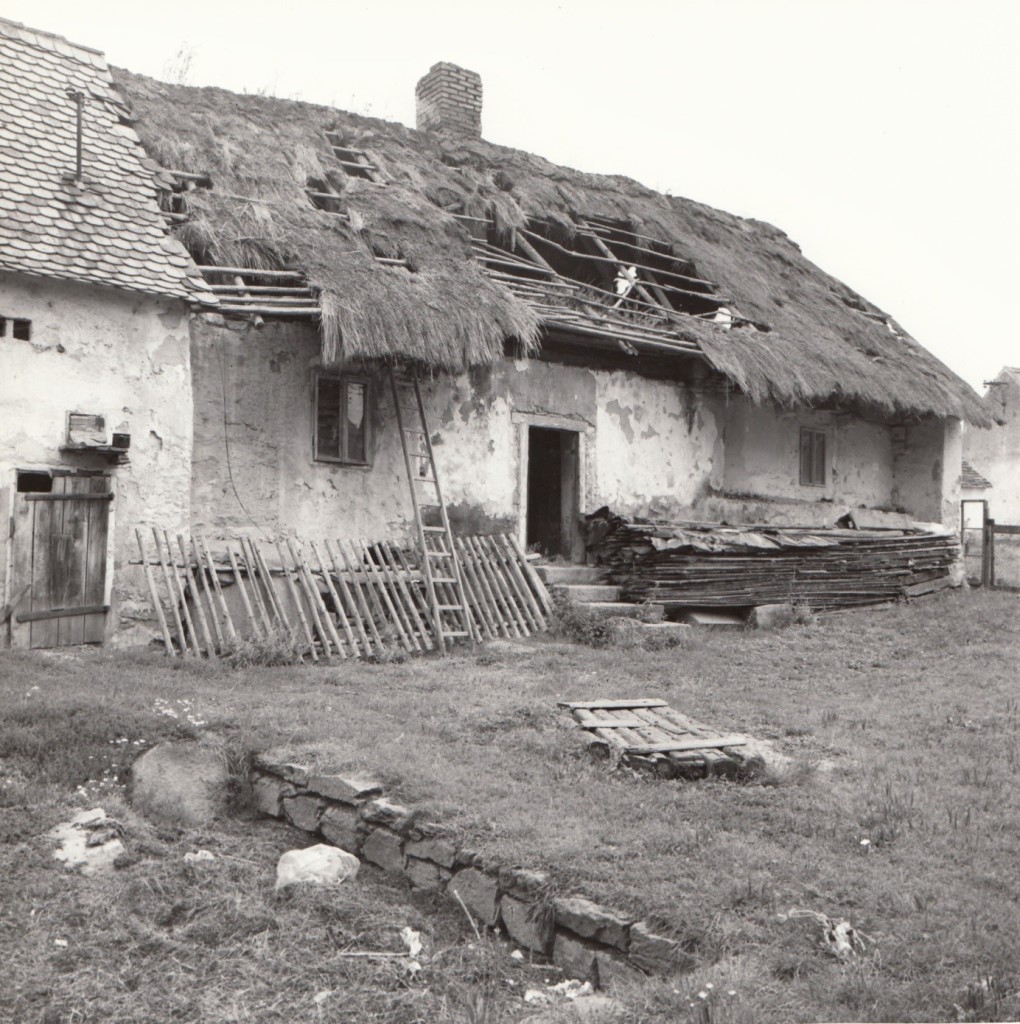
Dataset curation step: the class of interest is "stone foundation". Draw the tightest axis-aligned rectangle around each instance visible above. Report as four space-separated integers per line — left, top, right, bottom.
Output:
251 755 692 986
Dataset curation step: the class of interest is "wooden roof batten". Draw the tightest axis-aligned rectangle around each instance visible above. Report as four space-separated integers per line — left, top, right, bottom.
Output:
152 147 730 363
460 212 751 361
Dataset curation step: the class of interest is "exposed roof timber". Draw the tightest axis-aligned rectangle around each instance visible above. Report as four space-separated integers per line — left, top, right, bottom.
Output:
521 227 731 305
577 228 718 288
198 265 319 319
324 131 381 182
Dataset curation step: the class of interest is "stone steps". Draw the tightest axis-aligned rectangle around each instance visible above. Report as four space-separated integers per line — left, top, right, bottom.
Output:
554 583 621 603
536 564 608 585
582 601 665 622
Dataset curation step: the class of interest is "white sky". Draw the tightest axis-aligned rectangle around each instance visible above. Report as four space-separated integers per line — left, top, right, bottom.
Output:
6 0 1017 394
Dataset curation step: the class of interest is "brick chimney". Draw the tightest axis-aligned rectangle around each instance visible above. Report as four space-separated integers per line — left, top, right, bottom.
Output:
415 62 482 137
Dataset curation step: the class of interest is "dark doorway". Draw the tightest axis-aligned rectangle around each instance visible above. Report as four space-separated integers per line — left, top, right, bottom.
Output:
526 427 579 559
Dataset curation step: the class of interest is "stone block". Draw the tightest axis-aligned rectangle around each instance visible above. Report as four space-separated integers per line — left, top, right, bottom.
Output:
747 603 795 630
583 602 665 622
404 836 458 869
498 865 550 897
405 856 450 891
361 798 415 832
594 950 646 990
130 742 229 826
552 929 600 984
627 922 695 975
448 867 500 927
320 803 361 853
361 827 405 875
500 893 553 954
252 756 310 785
639 622 692 648
281 794 322 833
679 610 744 629
305 773 383 804
553 897 631 952
251 773 294 818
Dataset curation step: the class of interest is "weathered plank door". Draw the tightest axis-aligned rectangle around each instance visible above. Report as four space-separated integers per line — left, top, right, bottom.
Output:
10 474 113 648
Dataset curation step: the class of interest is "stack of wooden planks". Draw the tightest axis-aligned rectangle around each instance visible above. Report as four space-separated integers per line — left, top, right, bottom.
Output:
133 529 551 661
585 510 961 611
559 698 758 780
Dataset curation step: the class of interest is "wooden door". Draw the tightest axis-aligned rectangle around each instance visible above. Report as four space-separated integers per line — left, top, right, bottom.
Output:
10 473 113 648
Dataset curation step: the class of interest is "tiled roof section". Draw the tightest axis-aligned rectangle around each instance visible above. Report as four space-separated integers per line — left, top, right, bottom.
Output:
962 461 992 490
0 18 213 303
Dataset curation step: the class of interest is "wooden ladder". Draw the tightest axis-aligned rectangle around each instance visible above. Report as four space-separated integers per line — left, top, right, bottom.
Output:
388 368 474 651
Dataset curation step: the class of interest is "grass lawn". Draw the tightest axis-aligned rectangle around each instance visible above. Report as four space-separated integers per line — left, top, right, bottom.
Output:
1 587 1018 1022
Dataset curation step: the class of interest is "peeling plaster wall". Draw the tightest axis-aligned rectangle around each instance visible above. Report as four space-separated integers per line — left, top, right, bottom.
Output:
191 318 411 540
593 371 723 518
893 416 961 527
0 271 193 645
722 398 895 510
190 325 724 542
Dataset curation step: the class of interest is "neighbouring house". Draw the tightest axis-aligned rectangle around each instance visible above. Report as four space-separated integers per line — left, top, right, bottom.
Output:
1 20 991 649
0 18 214 647
963 368 1020 523
962 368 1020 585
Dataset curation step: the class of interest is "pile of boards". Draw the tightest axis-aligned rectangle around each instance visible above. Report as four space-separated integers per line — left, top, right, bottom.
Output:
560 698 758 780
585 509 961 611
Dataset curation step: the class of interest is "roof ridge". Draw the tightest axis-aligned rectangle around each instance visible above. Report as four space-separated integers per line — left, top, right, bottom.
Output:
0 15 107 67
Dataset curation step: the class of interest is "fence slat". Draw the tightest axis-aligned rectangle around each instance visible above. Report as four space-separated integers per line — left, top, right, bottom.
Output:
358 538 416 653
311 540 359 657
136 529 174 654
152 526 191 655
135 529 549 659
454 537 496 641
377 541 433 651
275 540 319 662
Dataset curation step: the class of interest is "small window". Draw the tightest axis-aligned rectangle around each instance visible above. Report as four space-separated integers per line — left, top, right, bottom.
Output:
800 428 827 487
0 317 31 340
17 470 53 493
314 374 370 465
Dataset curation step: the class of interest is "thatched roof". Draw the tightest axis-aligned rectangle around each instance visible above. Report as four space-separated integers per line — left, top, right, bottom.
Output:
111 68 989 424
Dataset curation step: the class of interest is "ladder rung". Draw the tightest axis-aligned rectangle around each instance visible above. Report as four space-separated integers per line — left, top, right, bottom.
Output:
423 526 447 533
431 577 457 584
426 549 450 558
443 631 470 638
437 604 465 612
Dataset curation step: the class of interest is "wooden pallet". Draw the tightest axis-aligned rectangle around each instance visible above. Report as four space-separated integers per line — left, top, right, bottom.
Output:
558 698 755 780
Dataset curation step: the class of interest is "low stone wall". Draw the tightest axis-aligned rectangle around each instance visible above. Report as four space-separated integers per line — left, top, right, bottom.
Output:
252 756 692 987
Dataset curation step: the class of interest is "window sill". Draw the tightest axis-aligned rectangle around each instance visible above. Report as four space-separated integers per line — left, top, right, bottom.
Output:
313 458 373 470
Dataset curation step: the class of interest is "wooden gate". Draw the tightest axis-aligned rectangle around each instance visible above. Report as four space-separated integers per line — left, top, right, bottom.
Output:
9 473 113 648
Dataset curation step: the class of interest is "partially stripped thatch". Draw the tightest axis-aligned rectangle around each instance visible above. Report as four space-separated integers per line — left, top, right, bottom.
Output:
111 68 988 424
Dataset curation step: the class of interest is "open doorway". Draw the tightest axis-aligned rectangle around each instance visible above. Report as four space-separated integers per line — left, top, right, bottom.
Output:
526 427 580 560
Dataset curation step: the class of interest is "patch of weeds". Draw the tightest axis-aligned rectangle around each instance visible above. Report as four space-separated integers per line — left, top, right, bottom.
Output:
221 627 304 668
835 956 883 1017
859 779 918 847
549 592 667 649
952 973 1018 1023
0 702 196 800
791 603 816 626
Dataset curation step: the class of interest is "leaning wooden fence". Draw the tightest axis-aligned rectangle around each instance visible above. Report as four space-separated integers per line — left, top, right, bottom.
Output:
133 528 552 660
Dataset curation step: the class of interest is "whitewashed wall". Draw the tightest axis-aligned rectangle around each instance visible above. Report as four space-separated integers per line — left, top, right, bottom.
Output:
0 271 193 644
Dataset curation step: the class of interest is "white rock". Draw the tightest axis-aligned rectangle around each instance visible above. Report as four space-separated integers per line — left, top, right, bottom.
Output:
50 808 124 876
275 844 359 889
184 849 216 864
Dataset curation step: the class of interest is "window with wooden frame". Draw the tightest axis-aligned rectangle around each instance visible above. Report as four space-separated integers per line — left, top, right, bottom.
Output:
799 428 827 487
314 373 371 465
